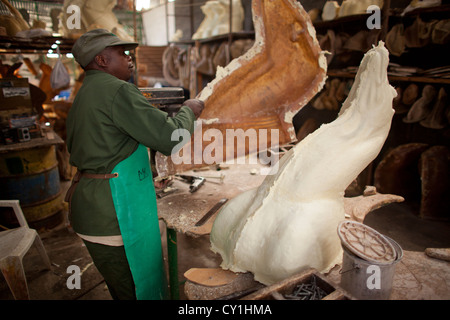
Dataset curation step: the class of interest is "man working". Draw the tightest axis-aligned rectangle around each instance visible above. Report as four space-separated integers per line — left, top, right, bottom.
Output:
65 29 204 300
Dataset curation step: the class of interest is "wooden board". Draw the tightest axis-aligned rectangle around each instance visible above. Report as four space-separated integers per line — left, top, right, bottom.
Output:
184 268 238 287
0 130 63 153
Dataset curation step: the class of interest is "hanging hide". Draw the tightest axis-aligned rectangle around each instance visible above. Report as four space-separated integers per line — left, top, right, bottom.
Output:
156 0 327 175
195 45 216 76
419 145 450 220
210 42 397 285
420 87 448 129
162 45 182 87
386 24 406 57
374 143 429 200
403 85 437 123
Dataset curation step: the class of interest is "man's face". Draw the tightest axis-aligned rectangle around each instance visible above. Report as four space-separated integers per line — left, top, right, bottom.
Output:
97 45 134 81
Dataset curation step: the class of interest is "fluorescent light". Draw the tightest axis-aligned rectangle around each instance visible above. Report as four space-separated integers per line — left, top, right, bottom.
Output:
47 53 59 58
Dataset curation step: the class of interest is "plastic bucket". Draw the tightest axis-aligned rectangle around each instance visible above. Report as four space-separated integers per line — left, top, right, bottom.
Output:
339 236 403 300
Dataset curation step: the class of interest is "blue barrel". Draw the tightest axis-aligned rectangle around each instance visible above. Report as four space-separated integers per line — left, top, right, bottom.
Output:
1 165 60 204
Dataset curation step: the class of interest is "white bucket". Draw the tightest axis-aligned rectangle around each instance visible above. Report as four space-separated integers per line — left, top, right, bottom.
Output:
339 236 403 300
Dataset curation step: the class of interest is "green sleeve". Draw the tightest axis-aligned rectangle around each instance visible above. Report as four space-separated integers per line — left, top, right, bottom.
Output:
111 83 196 155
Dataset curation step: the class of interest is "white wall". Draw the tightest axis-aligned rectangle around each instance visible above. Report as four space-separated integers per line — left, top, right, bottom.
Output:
142 2 175 46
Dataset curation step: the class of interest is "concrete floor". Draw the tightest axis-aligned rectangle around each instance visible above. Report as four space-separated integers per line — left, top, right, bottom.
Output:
1 181 449 300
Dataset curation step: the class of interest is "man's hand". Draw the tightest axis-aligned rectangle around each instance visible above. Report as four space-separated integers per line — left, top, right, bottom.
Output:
182 99 204 119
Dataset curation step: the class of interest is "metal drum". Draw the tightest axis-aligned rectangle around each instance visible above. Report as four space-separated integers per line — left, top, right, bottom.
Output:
0 144 64 229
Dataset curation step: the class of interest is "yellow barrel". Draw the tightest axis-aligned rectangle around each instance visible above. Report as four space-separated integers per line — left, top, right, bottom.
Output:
0 145 58 175
0 144 64 229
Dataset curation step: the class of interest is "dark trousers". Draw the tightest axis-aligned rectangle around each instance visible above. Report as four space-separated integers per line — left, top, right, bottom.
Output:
82 240 136 300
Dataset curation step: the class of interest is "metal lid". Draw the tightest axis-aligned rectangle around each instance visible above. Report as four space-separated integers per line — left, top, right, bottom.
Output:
337 220 396 264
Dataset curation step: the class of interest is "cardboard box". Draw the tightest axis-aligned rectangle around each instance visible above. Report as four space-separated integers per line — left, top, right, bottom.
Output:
0 78 33 111
242 268 354 300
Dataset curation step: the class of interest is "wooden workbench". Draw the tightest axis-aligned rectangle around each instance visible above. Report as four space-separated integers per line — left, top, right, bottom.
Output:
156 160 269 299
155 159 405 300
157 161 269 237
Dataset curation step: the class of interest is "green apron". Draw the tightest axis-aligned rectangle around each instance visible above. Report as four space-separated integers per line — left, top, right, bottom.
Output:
109 144 169 300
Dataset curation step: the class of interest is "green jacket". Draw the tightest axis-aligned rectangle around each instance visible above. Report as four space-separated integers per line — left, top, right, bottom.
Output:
66 70 195 236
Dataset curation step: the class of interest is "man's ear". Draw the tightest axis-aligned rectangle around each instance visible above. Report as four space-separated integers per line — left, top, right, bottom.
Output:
94 54 108 67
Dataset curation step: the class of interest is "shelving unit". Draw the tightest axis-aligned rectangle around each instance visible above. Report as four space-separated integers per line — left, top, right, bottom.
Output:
309 3 450 107
328 71 450 85
170 2 449 91
165 0 255 96
0 35 74 54
305 2 450 219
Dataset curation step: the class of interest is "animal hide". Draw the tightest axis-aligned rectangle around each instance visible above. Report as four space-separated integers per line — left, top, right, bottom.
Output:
419 146 450 220
156 0 327 175
210 42 397 285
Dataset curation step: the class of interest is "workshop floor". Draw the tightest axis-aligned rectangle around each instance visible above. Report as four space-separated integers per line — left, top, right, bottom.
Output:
1 181 449 300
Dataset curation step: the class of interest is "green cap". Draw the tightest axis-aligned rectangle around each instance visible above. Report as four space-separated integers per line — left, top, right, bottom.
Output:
72 29 138 67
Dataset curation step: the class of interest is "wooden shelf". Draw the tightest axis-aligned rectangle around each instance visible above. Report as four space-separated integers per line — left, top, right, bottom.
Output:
387 75 450 85
328 71 450 85
313 13 373 30
0 35 75 54
170 31 255 46
313 4 450 29
390 4 450 18
0 130 63 153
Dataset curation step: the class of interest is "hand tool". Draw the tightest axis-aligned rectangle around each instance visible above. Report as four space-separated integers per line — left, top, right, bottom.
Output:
139 87 185 117
156 187 178 198
199 173 225 184
175 174 205 193
195 198 228 226
139 87 185 105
